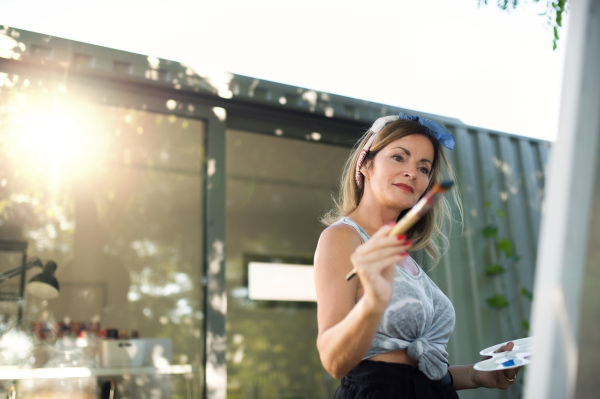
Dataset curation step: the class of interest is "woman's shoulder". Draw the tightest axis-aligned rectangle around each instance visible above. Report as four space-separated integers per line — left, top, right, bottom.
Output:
319 219 362 243
316 220 363 258
314 220 363 285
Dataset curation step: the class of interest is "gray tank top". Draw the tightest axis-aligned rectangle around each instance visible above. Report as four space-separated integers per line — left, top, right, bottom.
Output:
337 217 456 381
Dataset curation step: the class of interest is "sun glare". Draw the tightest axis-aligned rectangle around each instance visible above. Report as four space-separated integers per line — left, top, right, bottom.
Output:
30 112 83 158
16 100 105 179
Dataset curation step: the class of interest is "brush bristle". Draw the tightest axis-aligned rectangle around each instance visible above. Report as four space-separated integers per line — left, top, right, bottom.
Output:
432 180 454 193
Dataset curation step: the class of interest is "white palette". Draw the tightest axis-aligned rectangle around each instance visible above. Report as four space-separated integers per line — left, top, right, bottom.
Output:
474 337 533 371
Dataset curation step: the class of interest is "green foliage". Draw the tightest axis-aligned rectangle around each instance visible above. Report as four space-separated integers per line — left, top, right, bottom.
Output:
507 255 521 262
487 294 509 308
485 264 506 275
481 202 533 339
478 0 569 50
497 238 513 257
521 286 533 301
482 225 499 238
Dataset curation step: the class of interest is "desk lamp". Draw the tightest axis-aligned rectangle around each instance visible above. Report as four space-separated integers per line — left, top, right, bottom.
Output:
0 257 60 300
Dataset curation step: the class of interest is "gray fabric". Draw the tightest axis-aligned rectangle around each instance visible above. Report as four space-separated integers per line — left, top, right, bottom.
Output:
337 217 456 381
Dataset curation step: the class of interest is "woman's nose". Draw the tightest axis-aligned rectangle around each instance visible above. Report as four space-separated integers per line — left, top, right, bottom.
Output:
403 166 416 178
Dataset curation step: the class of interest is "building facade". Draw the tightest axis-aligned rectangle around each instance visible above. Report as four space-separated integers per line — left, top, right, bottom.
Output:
0 27 549 399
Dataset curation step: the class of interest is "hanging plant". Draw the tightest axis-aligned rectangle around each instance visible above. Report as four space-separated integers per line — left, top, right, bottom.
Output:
481 200 533 336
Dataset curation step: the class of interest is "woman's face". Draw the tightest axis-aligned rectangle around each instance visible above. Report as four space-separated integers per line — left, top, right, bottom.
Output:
362 134 434 210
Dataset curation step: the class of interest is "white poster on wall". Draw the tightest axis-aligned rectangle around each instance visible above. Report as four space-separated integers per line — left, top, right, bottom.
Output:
248 262 316 302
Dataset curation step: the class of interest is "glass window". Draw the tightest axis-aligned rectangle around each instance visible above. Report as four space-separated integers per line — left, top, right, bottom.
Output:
225 128 350 398
0 87 205 398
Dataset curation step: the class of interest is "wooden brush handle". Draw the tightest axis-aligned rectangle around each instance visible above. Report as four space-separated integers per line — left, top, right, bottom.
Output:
388 212 419 236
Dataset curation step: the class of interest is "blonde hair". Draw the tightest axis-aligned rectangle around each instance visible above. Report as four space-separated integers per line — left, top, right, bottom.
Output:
322 119 463 266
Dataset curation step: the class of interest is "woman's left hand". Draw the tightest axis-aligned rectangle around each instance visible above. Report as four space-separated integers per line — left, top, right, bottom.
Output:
474 342 522 389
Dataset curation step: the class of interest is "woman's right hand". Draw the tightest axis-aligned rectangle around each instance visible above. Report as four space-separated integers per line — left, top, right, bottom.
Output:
350 223 412 307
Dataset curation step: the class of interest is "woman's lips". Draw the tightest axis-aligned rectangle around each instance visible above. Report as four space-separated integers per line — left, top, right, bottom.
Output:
394 183 414 193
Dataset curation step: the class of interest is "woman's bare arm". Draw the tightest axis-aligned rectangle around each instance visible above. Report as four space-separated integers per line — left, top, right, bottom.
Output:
314 223 409 378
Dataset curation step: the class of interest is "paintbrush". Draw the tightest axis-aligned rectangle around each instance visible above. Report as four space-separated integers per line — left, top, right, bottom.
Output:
345 180 454 281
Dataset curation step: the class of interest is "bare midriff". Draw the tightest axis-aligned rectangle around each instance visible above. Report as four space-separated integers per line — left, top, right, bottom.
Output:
368 349 419 367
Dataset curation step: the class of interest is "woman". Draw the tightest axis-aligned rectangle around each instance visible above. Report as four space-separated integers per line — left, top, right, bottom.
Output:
314 113 520 398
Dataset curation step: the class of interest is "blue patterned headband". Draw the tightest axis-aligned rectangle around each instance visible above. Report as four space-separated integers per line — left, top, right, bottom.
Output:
355 112 455 188
397 112 455 150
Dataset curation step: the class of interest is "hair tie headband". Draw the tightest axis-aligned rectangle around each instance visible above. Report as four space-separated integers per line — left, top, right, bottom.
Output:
354 112 455 188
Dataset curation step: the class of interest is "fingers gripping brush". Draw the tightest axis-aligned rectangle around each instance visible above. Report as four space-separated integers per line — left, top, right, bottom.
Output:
345 181 454 281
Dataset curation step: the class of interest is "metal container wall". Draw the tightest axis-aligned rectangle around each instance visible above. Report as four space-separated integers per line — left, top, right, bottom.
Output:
429 126 549 399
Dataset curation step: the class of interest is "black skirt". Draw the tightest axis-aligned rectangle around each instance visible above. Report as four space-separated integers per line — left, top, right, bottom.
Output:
334 360 459 399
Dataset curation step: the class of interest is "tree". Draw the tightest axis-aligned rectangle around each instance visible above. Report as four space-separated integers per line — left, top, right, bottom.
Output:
479 0 569 50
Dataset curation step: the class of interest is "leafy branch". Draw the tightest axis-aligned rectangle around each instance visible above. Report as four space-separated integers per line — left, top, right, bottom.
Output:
478 0 569 50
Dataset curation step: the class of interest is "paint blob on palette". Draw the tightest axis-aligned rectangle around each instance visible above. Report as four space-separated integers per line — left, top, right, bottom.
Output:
474 337 533 371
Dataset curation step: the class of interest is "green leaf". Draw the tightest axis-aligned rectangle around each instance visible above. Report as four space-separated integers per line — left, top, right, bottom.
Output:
487 294 509 309
521 287 533 301
521 320 530 331
497 238 513 257
482 225 499 239
485 264 506 275
496 209 506 218
483 200 492 209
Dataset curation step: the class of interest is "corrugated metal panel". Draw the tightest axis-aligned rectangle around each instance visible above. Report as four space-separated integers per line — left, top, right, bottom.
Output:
428 126 550 399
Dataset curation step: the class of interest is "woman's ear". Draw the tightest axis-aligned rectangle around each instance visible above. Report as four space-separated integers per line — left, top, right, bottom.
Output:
360 159 371 181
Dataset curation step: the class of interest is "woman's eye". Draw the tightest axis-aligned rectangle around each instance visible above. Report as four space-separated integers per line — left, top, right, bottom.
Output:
392 155 404 162
419 167 430 174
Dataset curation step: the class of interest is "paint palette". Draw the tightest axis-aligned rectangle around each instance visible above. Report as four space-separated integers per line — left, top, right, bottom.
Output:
473 337 533 371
